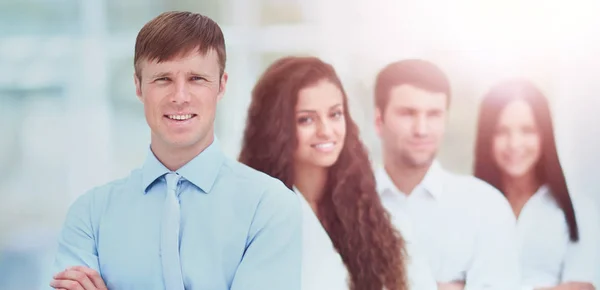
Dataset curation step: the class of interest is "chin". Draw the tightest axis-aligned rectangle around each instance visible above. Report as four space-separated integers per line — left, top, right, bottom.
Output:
405 154 435 168
504 168 531 179
497 160 528 176
317 160 338 168
163 136 203 148
311 156 340 168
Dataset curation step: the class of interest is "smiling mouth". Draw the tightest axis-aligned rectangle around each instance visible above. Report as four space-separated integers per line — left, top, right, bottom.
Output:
164 114 197 121
409 141 434 147
311 142 336 149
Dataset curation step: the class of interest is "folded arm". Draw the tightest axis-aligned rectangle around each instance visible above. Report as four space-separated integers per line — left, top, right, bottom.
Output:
54 192 100 273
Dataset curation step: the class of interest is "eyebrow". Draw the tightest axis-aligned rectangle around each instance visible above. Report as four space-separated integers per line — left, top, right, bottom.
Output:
296 103 343 113
149 71 212 79
188 71 211 78
150 72 171 79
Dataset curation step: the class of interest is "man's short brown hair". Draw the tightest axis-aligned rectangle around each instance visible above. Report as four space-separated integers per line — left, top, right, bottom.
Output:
374 59 451 111
134 11 226 79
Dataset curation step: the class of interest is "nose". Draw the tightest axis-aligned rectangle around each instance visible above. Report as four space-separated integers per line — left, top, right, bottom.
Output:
507 131 524 150
316 119 334 138
413 114 429 137
171 79 191 104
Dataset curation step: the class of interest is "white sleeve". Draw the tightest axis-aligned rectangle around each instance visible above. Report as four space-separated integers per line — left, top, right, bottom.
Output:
561 194 600 288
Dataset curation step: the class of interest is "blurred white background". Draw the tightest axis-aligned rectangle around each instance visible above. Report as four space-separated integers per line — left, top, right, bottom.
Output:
1 0 599 289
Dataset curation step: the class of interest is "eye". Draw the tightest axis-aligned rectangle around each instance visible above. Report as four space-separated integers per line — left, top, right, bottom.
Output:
396 109 414 116
191 76 206 81
331 110 344 119
297 116 313 124
155 77 170 82
522 126 537 134
495 126 509 136
428 110 443 118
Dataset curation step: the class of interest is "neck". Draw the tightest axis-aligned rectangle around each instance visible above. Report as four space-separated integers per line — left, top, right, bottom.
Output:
383 152 431 195
151 134 214 171
502 171 541 217
502 171 540 200
294 162 328 213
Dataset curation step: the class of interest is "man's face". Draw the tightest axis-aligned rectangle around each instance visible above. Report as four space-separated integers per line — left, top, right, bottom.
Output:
375 84 447 168
134 49 227 152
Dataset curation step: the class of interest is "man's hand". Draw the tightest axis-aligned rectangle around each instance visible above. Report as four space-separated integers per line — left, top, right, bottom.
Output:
538 282 596 290
50 266 107 290
438 281 466 290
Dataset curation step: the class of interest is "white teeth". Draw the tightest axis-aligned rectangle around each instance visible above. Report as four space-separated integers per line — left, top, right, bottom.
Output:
314 142 334 149
167 114 193 120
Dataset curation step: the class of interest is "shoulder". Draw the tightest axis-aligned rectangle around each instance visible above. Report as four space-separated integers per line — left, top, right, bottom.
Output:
218 160 301 233
442 171 515 220
65 170 140 221
74 168 141 203
445 171 508 205
218 158 298 205
571 192 600 225
219 158 291 192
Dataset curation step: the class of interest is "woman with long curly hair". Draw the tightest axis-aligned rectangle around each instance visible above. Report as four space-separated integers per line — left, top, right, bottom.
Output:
239 56 436 290
474 79 600 290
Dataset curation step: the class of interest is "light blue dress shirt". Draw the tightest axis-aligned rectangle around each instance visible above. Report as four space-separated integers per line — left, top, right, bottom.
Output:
53 139 302 289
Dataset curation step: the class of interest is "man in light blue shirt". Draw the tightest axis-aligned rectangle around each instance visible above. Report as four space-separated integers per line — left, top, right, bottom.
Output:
50 11 302 290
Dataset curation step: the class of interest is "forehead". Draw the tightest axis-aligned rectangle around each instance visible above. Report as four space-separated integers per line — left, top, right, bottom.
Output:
138 49 220 75
387 84 447 109
498 99 536 125
296 80 344 110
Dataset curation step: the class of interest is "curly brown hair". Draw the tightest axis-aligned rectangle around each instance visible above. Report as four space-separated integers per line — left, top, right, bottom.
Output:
239 56 408 290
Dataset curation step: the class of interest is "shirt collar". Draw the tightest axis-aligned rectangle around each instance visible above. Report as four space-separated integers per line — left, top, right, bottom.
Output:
141 137 225 194
420 160 445 199
533 184 553 204
536 184 551 195
376 160 445 200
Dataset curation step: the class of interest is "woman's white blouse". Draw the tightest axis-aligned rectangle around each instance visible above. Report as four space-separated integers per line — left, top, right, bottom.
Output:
295 187 437 290
296 189 349 290
517 185 600 290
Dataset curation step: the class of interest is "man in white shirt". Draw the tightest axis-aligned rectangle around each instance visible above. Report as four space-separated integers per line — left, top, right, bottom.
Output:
372 59 521 290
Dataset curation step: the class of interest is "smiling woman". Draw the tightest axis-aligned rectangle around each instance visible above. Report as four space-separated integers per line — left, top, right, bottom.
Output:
293 79 347 169
474 79 600 289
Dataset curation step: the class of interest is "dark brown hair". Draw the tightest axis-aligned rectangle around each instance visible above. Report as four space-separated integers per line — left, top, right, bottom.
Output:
374 59 451 111
134 11 226 79
239 56 408 290
474 78 579 241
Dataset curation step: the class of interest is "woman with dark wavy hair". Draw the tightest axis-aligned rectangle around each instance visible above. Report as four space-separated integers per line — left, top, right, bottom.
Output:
239 56 436 290
474 79 600 290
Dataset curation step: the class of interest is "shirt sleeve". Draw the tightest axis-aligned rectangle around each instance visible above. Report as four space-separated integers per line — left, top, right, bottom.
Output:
53 191 101 273
230 182 302 290
465 185 522 290
561 194 600 287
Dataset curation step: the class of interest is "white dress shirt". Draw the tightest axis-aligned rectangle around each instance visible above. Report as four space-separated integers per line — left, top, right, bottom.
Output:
295 187 437 290
376 161 521 290
517 185 600 290
391 206 439 290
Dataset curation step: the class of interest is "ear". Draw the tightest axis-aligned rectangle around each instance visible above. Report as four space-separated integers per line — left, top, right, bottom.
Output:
217 72 228 101
134 73 143 102
374 107 384 137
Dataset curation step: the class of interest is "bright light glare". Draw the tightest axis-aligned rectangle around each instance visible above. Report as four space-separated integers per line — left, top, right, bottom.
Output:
355 0 600 93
